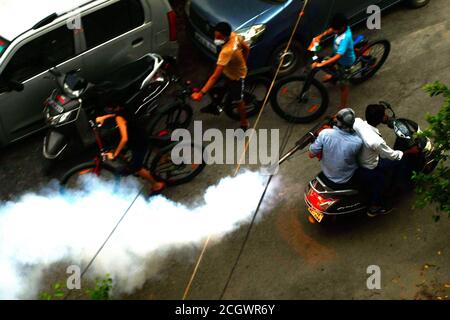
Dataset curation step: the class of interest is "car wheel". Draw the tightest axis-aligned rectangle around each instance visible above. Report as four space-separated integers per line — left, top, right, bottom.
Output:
270 41 304 77
407 0 430 8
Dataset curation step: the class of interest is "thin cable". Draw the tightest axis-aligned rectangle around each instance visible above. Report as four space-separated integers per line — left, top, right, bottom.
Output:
182 234 212 300
218 174 273 300
182 0 311 301
64 186 144 299
80 187 144 278
218 110 305 299
234 0 310 176
183 116 302 300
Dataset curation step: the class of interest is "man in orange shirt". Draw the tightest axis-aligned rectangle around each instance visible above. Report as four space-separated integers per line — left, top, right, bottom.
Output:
191 22 251 130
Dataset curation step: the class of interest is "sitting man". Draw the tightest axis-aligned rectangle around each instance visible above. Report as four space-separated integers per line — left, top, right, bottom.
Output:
353 104 419 217
311 13 356 109
309 108 363 188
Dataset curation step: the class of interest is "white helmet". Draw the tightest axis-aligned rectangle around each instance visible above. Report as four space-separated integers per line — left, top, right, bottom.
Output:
336 108 356 132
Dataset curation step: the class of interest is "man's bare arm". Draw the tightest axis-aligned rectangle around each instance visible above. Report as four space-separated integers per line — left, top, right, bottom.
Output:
315 27 334 41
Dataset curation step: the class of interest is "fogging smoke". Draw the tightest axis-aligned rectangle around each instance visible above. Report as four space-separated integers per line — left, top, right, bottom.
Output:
0 171 277 299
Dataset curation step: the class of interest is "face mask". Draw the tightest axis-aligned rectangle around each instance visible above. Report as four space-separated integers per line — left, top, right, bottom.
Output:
214 39 225 46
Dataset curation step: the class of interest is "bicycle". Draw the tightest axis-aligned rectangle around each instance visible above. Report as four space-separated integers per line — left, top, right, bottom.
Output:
60 119 206 193
271 35 391 123
201 75 271 120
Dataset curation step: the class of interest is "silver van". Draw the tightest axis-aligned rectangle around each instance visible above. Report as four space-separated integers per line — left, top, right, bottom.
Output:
0 0 178 146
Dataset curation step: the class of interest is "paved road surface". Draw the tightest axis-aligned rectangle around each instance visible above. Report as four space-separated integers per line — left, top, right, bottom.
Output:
0 0 448 299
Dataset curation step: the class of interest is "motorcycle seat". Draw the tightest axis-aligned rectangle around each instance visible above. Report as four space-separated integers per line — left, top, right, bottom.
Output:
316 172 359 196
94 55 155 103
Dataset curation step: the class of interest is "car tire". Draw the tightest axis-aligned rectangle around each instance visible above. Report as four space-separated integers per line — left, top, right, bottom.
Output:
407 0 430 8
270 40 305 77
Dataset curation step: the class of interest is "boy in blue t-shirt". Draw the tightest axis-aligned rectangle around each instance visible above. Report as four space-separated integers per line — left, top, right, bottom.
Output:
311 13 356 109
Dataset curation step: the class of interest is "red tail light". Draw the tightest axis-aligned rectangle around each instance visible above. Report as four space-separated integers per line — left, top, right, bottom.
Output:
167 11 177 42
307 188 337 211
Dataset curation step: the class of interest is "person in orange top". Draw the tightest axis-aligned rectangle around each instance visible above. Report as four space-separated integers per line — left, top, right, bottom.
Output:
191 22 251 130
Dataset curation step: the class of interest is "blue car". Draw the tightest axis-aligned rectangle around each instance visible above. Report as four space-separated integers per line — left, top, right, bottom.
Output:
185 0 430 76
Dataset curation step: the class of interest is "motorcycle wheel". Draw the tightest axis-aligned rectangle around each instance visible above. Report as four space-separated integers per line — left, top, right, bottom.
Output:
224 76 270 121
350 40 391 85
271 76 329 123
149 142 206 187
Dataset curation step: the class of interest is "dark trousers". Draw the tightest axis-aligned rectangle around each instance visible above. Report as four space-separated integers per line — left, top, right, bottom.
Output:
210 77 245 106
356 158 409 207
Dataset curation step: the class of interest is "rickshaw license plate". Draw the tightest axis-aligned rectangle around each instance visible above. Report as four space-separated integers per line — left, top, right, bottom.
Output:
308 207 324 223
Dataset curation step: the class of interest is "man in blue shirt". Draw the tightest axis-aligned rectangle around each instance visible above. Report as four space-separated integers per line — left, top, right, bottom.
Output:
309 108 362 186
311 13 356 109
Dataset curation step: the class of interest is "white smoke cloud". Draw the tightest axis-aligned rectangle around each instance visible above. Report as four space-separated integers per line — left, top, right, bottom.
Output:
0 171 277 299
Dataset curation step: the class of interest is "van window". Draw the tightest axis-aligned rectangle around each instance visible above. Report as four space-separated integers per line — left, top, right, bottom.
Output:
83 0 145 49
3 27 75 82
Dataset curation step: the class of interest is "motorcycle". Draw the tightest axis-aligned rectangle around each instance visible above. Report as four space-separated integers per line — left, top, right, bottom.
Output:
279 102 439 224
42 53 191 173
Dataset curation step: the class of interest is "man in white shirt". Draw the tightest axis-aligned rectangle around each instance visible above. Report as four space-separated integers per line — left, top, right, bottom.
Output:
353 104 419 217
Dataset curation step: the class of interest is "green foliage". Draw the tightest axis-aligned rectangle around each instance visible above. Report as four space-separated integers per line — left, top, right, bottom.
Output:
85 274 113 300
412 81 450 219
40 274 113 300
39 282 66 300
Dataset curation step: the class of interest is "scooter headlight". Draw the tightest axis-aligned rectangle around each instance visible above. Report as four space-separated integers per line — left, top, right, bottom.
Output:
64 83 84 98
47 109 79 126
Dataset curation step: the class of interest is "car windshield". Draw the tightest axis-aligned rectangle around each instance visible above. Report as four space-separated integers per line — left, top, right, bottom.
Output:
0 37 10 58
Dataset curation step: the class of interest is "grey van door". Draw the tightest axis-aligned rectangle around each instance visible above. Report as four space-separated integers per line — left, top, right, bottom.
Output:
0 25 81 143
80 0 153 82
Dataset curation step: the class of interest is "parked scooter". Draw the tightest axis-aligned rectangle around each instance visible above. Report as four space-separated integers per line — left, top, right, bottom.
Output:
42 54 190 174
279 102 439 224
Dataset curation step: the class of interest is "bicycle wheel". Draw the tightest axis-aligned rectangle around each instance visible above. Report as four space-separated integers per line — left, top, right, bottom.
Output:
60 161 122 193
350 39 391 84
271 76 329 123
146 101 193 137
149 142 206 187
224 77 270 120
